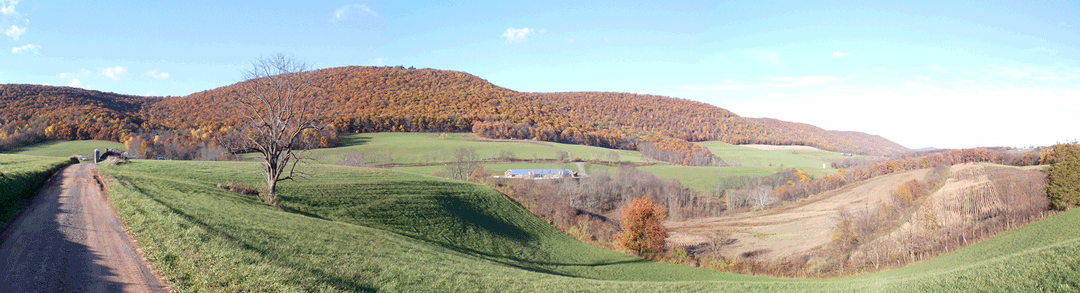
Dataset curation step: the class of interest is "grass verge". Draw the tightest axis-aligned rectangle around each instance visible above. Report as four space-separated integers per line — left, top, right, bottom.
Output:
0 154 75 228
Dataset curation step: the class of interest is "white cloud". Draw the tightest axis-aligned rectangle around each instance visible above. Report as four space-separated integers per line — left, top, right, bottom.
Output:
502 27 534 43
144 69 170 80
100 66 128 81
333 4 377 21
374 57 383 66
1 0 18 16
5 25 25 40
67 78 82 88
10 43 37 54
832 52 851 58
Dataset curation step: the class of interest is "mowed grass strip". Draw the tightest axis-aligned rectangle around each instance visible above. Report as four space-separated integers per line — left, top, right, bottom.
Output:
0 154 74 228
100 160 1080 292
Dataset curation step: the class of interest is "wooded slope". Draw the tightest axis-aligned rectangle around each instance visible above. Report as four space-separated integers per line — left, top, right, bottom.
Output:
2 66 909 163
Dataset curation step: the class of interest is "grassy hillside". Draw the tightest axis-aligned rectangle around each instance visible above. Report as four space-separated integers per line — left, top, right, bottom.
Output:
297 133 853 192
100 160 1080 291
640 165 776 193
100 160 760 292
0 154 74 228
3 140 124 158
697 141 850 177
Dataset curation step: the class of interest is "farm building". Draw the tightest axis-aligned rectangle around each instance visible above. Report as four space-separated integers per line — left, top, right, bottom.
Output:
501 169 578 179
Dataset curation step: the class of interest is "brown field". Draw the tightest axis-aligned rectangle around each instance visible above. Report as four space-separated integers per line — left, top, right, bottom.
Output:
666 168 931 261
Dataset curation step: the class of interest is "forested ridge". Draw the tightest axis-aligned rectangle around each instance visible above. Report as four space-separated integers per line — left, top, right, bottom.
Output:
2 66 909 163
0 84 158 148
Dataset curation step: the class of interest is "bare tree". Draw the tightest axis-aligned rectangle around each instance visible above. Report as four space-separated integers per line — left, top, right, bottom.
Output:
234 53 322 205
749 185 776 210
445 148 479 181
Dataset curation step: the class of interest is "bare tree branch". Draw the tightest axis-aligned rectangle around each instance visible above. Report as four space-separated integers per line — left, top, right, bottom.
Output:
232 53 322 205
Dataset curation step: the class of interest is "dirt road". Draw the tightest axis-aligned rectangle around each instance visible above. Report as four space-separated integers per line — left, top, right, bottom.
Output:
574 162 588 177
0 164 166 292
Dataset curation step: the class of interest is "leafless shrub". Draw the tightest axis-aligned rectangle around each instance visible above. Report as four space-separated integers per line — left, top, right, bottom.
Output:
103 156 128 165
217 182 260 197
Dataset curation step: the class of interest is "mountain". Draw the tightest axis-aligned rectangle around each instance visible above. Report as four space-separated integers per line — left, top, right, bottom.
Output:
1 66 910 164
0 84 157 147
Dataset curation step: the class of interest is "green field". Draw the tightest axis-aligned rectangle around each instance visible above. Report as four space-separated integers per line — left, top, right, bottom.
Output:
0 154 74 228
977 162 1049 171
640 165 778 193
244 133 652 165
696 141 851 178
99 159 1080 292
254 133 860 193
1 136 860 194
2 140 124 158
393 162 581 178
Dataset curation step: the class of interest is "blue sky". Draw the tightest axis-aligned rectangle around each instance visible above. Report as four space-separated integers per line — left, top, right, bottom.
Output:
1 1 1077 149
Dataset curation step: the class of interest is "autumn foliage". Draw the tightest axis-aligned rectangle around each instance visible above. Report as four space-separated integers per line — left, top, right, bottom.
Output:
617 196 668 258
2 67 911 164
144 66 910 163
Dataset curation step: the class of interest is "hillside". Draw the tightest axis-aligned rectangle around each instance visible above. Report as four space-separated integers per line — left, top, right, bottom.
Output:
1 67 910 163
97 159 1079 291
0 84 157 148
152 66 909 157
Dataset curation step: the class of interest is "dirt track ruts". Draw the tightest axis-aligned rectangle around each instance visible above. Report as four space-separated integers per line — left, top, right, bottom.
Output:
0 163 166 292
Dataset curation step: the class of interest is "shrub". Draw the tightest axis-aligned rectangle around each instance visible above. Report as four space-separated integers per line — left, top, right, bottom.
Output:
1047 141 1080 210
103 156 128 165
616 196 668 258
217 182 260 197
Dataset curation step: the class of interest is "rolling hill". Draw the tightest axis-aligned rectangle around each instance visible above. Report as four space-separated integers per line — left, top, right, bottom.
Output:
96 159 1078 291
1 66 910 165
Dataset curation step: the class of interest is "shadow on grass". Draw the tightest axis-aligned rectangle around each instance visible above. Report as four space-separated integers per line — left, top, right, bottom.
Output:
338 135 373 147
124 181 378 293
429 240 651 279
1 141 64 154
431 195 534 244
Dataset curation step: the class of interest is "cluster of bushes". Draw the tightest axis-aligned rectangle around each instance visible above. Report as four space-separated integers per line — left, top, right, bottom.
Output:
505 166 721 248
711 164 1049 278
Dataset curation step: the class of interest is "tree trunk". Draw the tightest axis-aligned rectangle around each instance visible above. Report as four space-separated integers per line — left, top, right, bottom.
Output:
266 176 277 204
264 160 279 205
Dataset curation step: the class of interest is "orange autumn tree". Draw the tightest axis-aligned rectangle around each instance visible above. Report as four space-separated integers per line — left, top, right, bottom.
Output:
617 196 668 258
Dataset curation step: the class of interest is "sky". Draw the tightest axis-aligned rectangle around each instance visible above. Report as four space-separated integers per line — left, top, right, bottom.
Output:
1 0 1078 149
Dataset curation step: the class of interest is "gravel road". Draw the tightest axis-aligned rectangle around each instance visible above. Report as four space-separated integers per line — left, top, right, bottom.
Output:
0 164 166 292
